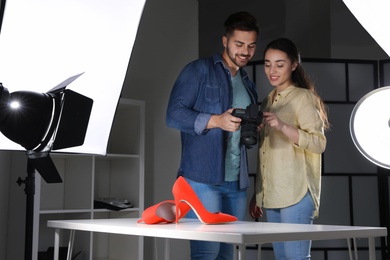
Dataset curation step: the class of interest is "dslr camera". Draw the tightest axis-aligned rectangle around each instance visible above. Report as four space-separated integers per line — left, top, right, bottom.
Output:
231 103 263 148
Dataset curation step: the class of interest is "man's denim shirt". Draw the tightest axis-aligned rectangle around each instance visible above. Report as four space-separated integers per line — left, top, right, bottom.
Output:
166 53 258 189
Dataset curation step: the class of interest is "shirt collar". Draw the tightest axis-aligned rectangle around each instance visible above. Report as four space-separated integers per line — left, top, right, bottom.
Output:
213 53 249 80
269 84 296 99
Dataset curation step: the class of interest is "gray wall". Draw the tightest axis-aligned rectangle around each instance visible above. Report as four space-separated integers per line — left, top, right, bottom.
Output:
121 0 198 259
198 0 388 60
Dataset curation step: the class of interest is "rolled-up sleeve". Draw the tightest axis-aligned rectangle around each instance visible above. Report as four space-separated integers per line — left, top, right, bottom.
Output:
296 92 326 154
194 113 212 135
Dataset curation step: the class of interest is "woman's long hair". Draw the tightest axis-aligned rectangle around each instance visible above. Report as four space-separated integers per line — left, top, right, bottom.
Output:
264 38 330 130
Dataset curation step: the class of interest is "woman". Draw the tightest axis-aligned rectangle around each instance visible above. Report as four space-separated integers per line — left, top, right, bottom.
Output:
249 38 330 260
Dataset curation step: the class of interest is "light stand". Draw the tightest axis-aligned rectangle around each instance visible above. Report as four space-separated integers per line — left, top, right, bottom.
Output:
350 86 390 259
16 160 36 260
0 0 146 258
18 159 59 260
0 74 93 260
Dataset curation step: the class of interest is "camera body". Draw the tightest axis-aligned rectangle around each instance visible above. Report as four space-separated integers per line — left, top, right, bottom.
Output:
231 103 263 148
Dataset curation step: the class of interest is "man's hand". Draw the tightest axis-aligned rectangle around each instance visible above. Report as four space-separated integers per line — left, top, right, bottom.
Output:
207 108 242 132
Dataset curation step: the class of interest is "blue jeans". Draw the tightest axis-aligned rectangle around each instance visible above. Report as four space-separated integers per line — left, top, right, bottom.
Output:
184 177 247 260
265 191 315 260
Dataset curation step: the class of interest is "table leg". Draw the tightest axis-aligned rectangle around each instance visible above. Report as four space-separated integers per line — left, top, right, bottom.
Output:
353 238 358 259
368 237 376 260
164 238 170 260
54 229 60 260
66 230 75 260
347 238 353 260
257 244 261 260
347 238 359 260
237 245 246 260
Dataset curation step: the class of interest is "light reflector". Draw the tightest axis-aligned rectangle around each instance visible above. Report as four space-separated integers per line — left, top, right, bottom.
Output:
350 87 390 169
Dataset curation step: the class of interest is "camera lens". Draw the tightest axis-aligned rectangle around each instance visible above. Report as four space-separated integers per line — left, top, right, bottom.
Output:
240 124 258 147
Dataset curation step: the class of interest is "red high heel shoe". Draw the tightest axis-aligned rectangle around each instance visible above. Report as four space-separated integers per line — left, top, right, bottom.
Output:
137 200 190 224
172 176 238 224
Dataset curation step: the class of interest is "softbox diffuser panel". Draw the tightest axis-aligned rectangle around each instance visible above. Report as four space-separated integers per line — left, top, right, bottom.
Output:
0 0 146 155
343 0 390 57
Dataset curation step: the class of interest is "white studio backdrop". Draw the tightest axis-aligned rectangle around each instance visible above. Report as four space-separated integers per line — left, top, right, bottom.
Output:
0 0 146 154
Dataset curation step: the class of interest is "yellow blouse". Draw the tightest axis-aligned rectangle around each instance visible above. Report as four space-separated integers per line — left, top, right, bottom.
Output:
256 85 326 217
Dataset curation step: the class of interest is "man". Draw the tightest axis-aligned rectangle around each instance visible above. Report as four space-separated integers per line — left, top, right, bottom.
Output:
166 11 259 260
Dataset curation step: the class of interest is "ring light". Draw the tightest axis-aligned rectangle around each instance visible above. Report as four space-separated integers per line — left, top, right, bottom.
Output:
350 86 390 169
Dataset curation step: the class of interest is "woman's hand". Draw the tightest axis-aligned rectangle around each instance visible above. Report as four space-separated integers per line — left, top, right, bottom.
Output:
263 111 285 131
249 194 263 219
263 111 299 144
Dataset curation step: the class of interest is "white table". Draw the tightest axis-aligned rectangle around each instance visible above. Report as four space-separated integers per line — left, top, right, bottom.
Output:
47 218 387 260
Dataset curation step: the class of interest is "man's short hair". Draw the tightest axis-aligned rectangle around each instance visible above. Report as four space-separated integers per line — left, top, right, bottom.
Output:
224 11 259 37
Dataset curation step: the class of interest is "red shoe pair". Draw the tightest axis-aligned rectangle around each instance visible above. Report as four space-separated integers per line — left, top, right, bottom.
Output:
138 176 237 225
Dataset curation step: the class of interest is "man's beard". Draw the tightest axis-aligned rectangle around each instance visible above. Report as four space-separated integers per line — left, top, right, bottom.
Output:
226 47 251 68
